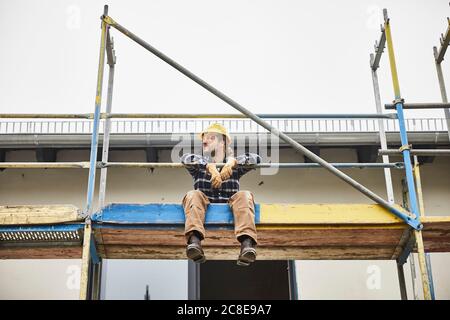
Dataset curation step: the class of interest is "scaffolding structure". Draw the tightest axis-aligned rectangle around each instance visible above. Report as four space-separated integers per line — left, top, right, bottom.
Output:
1 6 450 300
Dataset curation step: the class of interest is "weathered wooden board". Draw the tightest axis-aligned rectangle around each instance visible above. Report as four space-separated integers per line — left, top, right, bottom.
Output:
95 227 406 247
0 205 82 225
418 217 450 253
99 245 396 260
0 246 82 259
94 224 403 260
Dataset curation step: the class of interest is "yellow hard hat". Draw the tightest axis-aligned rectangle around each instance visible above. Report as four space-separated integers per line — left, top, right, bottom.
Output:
199 123 232 145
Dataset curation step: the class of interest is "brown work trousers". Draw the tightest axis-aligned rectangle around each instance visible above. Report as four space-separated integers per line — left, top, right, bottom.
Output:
182 190 258 244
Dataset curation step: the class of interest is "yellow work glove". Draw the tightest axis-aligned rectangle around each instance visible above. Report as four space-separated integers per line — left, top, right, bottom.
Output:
206 163 222 189
220 157 237 181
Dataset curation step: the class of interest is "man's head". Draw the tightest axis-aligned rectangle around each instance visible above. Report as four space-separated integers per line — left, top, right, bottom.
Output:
199 123 232 157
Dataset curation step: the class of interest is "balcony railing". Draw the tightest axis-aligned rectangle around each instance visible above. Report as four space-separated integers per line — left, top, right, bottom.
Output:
0 118 448 135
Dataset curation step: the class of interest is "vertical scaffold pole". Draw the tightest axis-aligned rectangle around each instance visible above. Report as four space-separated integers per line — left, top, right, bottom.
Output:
414 229 431 300
80 4 108 300
409 255 419 300
370 30 395 204
413 156 436 299
433 14 450 142
429 14 449 297
434 48 450 142
99 30 117 208
79 223 92 300
383 8 431 300
288 260 299 300
85 5 108 217
401 180 418 300
396 263 408 300
92 23 116 302
90 250 102 300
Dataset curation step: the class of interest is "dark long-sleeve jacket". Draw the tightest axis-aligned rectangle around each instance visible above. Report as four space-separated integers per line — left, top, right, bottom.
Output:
180 153 261 203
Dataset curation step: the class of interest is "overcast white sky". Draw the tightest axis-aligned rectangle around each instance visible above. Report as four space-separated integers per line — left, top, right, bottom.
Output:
0 0 448 119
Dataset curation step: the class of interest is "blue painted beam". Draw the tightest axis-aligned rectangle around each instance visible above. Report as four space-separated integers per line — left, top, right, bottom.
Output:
92 203 261 225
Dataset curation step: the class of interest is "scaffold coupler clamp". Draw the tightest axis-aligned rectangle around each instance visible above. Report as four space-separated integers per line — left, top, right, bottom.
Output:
399 144 412 152
80 209 90 220
406 212 423 231
392 98 405 105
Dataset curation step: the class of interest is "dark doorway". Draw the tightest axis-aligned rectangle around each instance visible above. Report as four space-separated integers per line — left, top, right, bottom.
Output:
189 260 296 300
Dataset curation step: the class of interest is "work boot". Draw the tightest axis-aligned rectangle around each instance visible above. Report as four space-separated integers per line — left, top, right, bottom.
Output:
237 236 257 267
186 231 206 264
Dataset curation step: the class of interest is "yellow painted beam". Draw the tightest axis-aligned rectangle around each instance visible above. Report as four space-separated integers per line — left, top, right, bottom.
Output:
421 216 450 223
260 203 405 225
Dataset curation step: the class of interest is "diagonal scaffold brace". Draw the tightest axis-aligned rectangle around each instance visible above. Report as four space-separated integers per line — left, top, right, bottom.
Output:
98 9 421 230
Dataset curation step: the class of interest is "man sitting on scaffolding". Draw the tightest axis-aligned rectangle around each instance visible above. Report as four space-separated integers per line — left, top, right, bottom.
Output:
180 123 261 266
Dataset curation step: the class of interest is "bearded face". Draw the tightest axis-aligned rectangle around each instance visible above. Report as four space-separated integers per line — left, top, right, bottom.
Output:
202 133 225 158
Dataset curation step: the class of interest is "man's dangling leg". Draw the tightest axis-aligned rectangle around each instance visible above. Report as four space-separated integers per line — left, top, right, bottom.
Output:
228 190 258 266
182 190 210 263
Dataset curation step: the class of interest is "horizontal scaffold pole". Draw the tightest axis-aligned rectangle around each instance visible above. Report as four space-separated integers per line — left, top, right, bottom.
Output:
0 162 91 169
0 162 405 169
0 113 397 119
101 162 405 169
0 114 94 119
379 149 450 156
89 14 422 229
385 102 450 110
